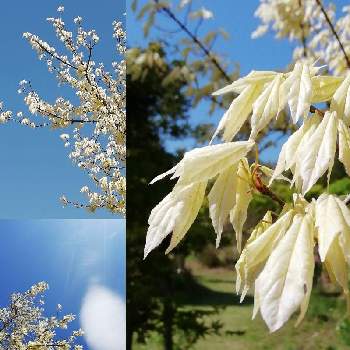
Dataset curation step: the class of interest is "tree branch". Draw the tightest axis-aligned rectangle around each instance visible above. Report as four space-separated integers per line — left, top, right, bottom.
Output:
310 104 325 116
298 0 307 58
33 39 78 70
252 165 285 207
153 0 232 83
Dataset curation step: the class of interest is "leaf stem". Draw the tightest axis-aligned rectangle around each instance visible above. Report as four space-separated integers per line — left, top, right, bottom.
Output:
252 164 285 207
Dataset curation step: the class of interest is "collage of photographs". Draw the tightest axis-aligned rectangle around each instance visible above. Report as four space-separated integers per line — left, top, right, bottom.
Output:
3 0 350 349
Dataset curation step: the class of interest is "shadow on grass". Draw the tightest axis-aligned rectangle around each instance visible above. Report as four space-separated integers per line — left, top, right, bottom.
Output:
175 270 254 307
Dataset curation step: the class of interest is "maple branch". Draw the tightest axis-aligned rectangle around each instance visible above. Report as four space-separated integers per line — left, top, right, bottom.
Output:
153 0 231 83
310 105 325 116
252 164 285 207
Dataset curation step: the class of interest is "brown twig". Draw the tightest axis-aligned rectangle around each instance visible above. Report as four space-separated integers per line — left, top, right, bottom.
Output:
252 164 285 207
315 0 350 69
298 0 308 58
33 39 78 70
310 104 325 116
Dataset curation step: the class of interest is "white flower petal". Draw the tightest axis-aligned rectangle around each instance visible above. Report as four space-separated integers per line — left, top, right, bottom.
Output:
282 62 314 123
213 85 262 142
208 164 239 248
315 194 350 261
338 118 350 176
324 236 349 294
145 181 207 258
311 75 343 103
331 73 350 125
174 140 255 184
236 209 294 303
254 213 315 332
298 111 338 194
230 158 253 252
212 71 277 95
269 114 320 186
250 74 284 139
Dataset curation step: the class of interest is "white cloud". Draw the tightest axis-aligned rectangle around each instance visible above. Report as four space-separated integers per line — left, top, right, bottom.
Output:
80 284 125 350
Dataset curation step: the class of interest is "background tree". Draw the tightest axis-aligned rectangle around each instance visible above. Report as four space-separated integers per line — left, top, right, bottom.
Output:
127 43 222 350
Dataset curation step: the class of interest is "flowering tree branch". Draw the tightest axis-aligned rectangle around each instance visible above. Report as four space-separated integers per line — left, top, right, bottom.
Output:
0 6 126 215
315 0 350 69
0 282 83 349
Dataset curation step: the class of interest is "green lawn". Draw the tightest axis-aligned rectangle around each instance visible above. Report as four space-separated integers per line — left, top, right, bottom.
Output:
134 258 350 350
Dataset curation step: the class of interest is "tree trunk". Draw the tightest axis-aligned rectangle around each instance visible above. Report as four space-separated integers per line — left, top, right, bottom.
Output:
163 297 174 350
126 322 133 350
175 253 185 273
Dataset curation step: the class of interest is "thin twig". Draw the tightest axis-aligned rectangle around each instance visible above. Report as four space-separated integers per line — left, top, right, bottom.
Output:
315 0 350 68
153 0 231 83
310 104 325 116
298 0 307 58
33 39 78 70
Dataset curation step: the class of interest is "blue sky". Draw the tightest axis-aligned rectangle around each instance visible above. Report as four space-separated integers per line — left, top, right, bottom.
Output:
128 0 349 163
0 219 125 349
0 0 125 218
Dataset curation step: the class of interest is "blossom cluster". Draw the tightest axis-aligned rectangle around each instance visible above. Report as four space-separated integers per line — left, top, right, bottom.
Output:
252 0 321 40
253 0 350 76
0 282 83 349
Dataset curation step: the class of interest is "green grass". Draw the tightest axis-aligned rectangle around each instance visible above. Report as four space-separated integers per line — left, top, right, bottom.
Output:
133 258 350 350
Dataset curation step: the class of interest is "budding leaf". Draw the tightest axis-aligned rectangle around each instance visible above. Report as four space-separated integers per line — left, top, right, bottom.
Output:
145 181 207 258
254 213 315 332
